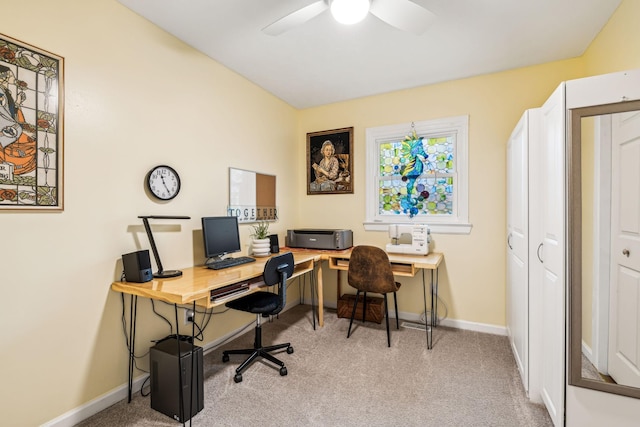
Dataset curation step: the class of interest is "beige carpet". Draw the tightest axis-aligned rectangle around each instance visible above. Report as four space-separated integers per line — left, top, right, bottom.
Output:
581 353 616 384
581 353 602 381
78 304 552 426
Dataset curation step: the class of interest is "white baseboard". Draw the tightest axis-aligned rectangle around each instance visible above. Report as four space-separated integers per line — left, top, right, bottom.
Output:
42 301 504 426
582 340 594 364
438 317 507 336
400 312 506 336
41 335 230 427
41 375 148 427
41 302 300 427
315 298 507 336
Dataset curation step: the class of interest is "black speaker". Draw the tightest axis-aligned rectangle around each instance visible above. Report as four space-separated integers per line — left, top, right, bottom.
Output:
150 338 204 422
122 250 152 283
269 234 280 253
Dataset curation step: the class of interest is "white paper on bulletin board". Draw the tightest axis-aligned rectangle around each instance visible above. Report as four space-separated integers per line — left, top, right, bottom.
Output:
228 167 277 223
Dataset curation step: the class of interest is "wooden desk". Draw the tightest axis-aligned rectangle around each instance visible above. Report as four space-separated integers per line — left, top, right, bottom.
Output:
327 250 443 275
111 251 321 403
112 248 443 403
325 250 444 349
112 252 318 309
277 247 354 327
277 248 444 337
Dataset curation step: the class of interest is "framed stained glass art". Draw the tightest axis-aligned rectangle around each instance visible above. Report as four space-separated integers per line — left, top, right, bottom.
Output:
0 33 64 210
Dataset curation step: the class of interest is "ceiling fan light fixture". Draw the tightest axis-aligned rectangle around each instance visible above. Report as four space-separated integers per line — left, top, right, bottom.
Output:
330 0 370 25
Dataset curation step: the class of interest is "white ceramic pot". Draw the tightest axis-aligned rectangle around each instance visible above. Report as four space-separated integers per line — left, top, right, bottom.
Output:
252 238 271 257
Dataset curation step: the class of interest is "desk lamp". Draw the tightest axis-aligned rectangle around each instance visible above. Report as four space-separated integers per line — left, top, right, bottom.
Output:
139 215 190 278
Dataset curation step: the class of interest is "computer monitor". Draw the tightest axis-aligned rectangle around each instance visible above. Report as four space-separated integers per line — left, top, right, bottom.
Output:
201 216 241 261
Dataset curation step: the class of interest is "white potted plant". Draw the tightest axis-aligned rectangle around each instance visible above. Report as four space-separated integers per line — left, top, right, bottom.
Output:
250 221 271 257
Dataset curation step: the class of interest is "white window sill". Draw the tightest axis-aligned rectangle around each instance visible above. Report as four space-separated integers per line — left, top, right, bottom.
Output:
363 221 472 234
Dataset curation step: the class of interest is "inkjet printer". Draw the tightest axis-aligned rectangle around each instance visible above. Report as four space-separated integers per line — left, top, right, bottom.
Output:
286 229 353 250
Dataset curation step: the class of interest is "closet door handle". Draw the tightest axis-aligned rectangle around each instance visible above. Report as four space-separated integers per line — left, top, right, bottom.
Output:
507 233 513 250
623 248 630 257
537 243 544 263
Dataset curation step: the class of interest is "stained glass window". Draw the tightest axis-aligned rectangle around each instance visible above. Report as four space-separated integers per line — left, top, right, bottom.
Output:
365 116 471 234
378 135 455 217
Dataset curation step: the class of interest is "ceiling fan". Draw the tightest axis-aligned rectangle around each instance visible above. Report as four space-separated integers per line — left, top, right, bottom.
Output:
262 0 436 36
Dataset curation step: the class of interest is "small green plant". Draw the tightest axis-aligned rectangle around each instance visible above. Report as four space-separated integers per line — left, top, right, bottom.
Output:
250 221 270 239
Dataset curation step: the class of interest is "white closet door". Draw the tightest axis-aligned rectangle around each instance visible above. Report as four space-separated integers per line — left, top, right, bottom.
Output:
539 83 566 427
528 108 543 403
507 111 530 391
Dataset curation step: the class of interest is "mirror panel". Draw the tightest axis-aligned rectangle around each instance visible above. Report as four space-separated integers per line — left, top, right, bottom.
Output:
568 99 640 399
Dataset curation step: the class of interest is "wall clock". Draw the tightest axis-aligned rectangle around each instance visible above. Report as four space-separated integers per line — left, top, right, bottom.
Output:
146 165 181 201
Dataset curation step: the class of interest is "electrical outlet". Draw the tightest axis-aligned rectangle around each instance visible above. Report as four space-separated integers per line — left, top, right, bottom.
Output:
184 308 195 324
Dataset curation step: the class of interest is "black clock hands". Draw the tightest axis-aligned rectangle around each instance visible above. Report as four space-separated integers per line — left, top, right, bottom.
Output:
160 174 170 193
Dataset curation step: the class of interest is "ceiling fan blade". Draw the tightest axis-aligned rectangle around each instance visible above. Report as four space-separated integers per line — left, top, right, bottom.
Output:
262 1 329 36
370 0 436 35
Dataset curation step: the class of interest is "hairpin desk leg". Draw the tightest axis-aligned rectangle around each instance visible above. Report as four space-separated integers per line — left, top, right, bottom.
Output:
310 271 316 330
433 267 439 327
422 269 432 349
170 302 198 426
172 305 184 424
128 295 138 403
316 263 324 327
188 301 197 427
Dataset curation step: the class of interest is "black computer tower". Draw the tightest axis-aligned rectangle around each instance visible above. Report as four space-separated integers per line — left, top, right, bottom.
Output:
150 338 204 422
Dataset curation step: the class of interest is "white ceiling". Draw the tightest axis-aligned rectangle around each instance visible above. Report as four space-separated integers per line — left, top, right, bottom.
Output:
117 0 621 109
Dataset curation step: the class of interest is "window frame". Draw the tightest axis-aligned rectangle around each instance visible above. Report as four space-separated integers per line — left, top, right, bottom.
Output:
364 115 472 234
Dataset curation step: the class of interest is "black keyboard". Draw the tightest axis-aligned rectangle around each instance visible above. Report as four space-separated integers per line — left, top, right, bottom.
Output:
207 256 256 270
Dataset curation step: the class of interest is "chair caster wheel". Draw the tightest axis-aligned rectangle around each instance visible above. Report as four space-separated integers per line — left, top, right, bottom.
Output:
234 373 242 383
222 354 229 363
280 367 287 376
287 346 294 354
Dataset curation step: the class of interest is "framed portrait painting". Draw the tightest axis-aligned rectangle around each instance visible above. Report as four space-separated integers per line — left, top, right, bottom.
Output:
0 33 64 210
307 127 353 195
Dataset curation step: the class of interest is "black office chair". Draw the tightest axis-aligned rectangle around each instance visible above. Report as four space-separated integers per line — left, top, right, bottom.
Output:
222 252 295 383
347 245 401 347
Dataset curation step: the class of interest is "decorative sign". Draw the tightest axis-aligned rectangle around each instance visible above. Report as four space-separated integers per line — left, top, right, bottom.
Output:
228 168 277 223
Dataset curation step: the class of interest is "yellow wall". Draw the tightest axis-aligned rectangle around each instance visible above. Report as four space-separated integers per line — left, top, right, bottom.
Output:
1 1 298 425
297 60 584 325
1 0 638 425
582 0 640 75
